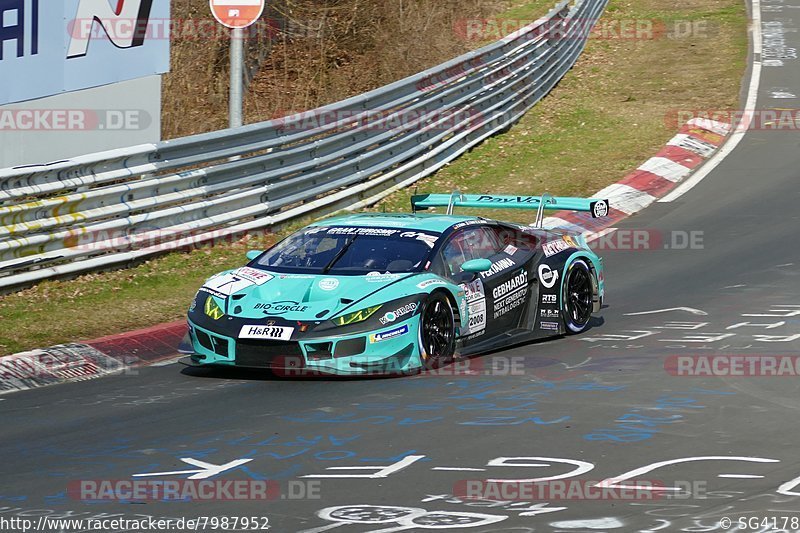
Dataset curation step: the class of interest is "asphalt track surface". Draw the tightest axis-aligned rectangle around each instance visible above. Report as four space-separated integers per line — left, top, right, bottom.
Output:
3 4 800 533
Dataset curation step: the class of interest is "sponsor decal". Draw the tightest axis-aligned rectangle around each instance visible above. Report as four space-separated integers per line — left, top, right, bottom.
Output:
327 227 399 236
465 329 486 341
239 325 295 341
479 257 516 279
198 286 227 299
204 296 224 320
540 321 560 331
459 278 487 335
318 278 340 291
255 301 309 315
399 231 439 248
542 237 576 258
492 271 528 319
504 244 518 255
476 195 542 204
380 303 418 325
278 274 316 279
540 309 560 319
189 298 197 312
493 286 527 319
462 278 485 303
235 267 273 285
538 264 559 289
366 271 403 282
542 293 558 304
563 235 578 247
304 227 328 234
492 270 528 300
451 219 483 230
418 278 448 289
591 199 609 218
369 324 409 343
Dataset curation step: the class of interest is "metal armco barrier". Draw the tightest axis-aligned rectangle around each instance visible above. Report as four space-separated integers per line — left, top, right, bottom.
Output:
0 0 607 291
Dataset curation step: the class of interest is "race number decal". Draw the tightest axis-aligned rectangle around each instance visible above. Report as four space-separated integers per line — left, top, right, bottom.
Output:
460 279 487 335
202 268 273 297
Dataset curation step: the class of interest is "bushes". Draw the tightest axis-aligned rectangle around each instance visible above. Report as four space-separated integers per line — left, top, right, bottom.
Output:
163 0 504 138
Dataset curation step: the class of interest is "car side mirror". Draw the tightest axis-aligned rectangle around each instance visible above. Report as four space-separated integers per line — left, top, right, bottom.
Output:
246 250 264 261
461 258 492 273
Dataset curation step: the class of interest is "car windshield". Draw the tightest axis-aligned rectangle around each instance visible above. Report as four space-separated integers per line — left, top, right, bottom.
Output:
251 226 440 275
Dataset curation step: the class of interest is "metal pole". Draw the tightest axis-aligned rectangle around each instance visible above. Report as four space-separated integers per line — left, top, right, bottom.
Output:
229 26 244 128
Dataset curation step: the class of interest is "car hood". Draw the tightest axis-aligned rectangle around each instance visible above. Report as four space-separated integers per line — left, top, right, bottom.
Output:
206 268 417 321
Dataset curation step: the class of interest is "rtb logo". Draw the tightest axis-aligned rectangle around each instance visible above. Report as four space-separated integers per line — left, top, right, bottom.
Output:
68 0 154 58
0 0 38 60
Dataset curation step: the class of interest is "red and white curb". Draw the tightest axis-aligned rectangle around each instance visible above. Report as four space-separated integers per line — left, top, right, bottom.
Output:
542 118 732 235
0 321 186 395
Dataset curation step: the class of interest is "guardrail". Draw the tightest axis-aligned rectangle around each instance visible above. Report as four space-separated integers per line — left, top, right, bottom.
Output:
0 0 607 291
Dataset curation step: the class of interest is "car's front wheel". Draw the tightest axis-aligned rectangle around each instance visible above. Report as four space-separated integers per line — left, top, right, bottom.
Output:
419 292 456 368
563 259 594 334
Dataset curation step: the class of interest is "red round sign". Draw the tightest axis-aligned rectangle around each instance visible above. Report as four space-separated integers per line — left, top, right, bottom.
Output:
210 0 265 29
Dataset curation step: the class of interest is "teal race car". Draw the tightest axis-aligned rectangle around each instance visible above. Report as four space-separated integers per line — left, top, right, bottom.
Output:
184 193 608 376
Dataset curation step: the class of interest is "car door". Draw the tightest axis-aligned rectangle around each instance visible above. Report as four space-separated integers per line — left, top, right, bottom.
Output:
431 224 527 346
491 225 540 332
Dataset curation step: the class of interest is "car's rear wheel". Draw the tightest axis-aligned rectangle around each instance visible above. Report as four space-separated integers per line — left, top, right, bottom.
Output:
563 259 594 334
419 292 456 368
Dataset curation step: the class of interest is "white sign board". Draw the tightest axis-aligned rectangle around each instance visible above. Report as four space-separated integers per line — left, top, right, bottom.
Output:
0 0 170 105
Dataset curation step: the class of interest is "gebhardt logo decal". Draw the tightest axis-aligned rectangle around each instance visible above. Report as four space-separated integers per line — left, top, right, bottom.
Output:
492 271 528 300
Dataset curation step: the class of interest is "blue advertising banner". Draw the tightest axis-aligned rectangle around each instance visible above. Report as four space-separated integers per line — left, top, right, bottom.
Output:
0 0 170 104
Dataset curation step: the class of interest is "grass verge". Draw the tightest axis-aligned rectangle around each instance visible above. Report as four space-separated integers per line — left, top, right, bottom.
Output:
0 0 747 355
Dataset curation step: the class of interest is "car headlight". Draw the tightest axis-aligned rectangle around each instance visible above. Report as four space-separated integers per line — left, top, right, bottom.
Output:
204 295 225 320
333 305 382 326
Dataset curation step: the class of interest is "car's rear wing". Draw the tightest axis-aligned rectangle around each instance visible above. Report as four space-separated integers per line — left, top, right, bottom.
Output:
411 191 610 228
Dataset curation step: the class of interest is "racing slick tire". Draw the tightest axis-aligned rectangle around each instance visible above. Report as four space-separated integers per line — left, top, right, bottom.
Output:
562 258 594 334
419 292 456 369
